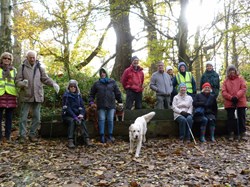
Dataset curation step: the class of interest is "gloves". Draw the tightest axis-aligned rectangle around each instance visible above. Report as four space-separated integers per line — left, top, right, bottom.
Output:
53 83 60 94
74 116 81 124
231 96 238 106
180 111 190 118
23 79 28 87
78 114 84 119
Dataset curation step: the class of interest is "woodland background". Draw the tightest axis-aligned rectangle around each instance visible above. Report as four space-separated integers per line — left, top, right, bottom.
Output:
1 1 250 186
0 0 250 110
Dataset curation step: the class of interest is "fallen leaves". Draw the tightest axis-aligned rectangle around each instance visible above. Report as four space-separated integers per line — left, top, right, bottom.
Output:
0 136 250 186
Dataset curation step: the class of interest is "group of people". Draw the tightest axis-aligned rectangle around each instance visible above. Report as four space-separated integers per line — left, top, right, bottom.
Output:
0 50 60 144
0 51 247 148
169 61 247 143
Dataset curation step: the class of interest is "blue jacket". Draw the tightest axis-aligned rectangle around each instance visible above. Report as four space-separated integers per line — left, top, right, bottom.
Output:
62 91 85 119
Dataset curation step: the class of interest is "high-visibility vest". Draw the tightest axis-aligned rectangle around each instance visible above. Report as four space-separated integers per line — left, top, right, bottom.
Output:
176 72 193 93
0 68 17 96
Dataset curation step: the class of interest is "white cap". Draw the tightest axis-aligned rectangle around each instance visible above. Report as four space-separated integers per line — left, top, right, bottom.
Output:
166 66 173 72
206 61 214 67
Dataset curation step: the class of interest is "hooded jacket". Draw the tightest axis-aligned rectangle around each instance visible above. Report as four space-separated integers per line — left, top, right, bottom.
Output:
121 64 144 92
172 62 196 94
15 59 55 102
62 80 85 118
89 68 122 110
222 65 247 108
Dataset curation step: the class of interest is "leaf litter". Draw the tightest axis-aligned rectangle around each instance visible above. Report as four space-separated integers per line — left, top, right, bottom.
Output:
0 136 249 186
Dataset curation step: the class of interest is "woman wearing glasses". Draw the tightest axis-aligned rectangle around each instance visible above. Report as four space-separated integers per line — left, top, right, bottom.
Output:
0 52 18 143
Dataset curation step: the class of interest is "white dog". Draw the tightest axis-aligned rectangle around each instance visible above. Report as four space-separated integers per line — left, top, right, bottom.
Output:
129 111 156 158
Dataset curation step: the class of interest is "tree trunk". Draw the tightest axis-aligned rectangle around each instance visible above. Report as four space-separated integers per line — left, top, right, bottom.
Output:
12 0 22 67
144 0 161 74
176 0 189 68
109 0 133 81
0 0 12 54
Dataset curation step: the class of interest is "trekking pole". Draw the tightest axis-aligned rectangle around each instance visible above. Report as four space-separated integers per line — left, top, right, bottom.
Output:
186 121 197 145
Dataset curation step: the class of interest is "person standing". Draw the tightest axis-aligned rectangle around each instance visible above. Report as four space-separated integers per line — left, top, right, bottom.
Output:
193 82 218 142
62 80 89 148
89 68 123 143
173 62 196 98
121 56 144 110
166 65 177 105
15 50 60 143
172 83 193 142
150 61 173 109
200 61 220 98
222 64 247 141
0 52 18 143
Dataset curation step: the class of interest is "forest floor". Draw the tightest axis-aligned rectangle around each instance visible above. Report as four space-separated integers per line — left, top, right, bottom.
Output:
0 130 250 187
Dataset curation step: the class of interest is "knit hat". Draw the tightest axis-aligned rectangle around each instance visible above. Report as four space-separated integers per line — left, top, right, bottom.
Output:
178 62 187 71
202 82 211 89
178 82 186 91
206 61 214 67
131 56 139 62
226 64 238 77
166 66 173 72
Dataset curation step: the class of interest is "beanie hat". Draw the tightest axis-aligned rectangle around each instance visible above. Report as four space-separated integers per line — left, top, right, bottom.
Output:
166 66 173 72
178 82 186 91
178 62 187 71
131 56 139 62
228 64 236 71
202 82 211 89
206 61 214 67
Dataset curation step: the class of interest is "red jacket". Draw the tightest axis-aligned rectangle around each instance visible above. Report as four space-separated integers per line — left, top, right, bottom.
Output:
0 93 17 108
121 65 144 93
222 75 247 108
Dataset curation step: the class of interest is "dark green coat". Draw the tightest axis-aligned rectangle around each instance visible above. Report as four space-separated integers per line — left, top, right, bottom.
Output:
200 70 220 98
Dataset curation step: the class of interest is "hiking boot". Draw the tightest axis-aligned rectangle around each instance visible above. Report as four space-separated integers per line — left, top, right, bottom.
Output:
211 136 216 142
228 132 234 141
29 136 38 142
100 135 105 143
2 137 11 144
200 136 206 143
68 139 75 148
106 136 115 143
241 132 248 141
18 136 27 144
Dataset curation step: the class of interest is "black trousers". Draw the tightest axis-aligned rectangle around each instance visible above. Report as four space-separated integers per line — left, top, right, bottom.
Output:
226 107 246 135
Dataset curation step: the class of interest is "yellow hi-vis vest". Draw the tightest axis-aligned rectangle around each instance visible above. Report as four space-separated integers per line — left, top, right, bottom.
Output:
0 68 17 96
176 72 193 93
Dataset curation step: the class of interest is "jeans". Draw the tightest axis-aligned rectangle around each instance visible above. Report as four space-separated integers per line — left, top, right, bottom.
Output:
125 89 142 110
63 117 89 139
0 108 14 139
98 108 115 136
155 95 171 109
176 115 193 140
226 107 246 135
19 102 41 137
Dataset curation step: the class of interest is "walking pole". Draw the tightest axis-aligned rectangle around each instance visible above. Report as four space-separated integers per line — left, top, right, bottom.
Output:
186 121 197 145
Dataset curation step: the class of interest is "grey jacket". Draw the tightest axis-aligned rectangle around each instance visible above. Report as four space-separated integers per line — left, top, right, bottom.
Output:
15 60 55 102
150 71 173 96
